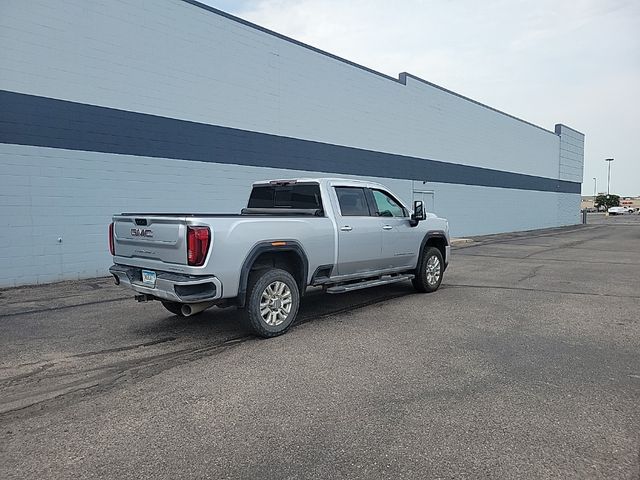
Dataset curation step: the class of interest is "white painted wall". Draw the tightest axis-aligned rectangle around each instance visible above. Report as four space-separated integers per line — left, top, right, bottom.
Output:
1 0 561 178
0 145 578 287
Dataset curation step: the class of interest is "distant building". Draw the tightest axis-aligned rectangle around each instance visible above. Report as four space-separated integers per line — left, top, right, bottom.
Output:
582 195 640 211
620 197 640 209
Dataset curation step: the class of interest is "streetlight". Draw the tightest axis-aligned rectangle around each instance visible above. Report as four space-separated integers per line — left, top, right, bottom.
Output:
605 158 614 196
593 177 597 207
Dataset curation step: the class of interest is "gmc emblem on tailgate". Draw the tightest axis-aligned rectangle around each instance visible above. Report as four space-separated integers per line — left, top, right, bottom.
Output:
131 228 154 238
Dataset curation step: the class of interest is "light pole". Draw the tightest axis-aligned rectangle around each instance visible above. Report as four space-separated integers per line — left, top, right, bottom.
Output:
593 177 597 207
605 158 614 196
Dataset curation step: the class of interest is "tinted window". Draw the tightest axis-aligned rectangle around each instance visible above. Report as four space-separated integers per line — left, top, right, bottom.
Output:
248 184 322 210
371 190 407 217
335 187 371 216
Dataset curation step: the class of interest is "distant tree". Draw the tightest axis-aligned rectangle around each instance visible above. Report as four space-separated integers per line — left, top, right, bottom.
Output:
595 194 620 210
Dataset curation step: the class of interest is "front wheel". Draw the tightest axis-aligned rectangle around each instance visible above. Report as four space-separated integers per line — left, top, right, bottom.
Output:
412 247 444 293
241 268 300 338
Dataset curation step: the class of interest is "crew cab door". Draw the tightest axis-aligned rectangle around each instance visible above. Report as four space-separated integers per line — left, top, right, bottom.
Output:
334 186 383 276
369 188 418 269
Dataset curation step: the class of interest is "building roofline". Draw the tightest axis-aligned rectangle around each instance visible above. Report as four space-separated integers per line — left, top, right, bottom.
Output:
180 0 398 83
182 0 557 136
554 123 586 137
399 73 555 135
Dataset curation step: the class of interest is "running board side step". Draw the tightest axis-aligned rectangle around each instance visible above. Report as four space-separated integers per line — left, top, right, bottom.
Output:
325 274 415 294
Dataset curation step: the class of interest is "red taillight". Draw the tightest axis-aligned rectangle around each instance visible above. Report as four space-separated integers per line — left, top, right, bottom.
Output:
109 222 115 256
187 226 210 266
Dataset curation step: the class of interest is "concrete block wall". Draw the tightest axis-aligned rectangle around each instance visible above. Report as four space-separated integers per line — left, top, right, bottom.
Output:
0 144 413 286
555 124 586 183
553 125 585 226
0 144 574 287
0 0 584 287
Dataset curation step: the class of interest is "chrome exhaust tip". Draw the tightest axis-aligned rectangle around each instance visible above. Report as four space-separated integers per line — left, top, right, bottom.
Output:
180 301 215 317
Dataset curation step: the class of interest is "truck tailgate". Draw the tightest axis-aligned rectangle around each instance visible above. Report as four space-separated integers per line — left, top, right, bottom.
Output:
112 216 188 265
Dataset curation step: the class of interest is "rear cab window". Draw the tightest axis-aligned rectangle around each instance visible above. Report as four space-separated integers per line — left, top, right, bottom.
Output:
335 187 372 216
248 183 323 211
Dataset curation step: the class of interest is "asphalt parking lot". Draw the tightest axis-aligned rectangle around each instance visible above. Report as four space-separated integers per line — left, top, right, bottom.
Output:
1 217 639 479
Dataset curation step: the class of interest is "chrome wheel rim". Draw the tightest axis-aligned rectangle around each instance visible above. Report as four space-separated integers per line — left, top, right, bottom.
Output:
425 255 441 286
259 281 293 326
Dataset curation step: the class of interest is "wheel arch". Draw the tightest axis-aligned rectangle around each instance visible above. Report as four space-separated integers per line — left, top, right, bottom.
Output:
238 240 309 307
415 231 448 271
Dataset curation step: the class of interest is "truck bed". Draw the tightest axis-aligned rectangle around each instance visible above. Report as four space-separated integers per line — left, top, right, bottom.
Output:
119 208 322 217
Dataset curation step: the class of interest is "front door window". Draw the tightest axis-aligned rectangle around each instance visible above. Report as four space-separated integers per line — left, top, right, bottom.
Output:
371 189 407 217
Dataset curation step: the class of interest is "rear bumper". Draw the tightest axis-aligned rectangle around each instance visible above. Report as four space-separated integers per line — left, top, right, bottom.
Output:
109 264 222 303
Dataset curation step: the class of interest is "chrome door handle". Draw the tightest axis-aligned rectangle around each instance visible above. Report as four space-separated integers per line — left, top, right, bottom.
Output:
382 225 393 230
340 226 353 231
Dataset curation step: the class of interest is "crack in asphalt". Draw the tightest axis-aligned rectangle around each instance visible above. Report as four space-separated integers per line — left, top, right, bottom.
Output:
0 296 129 318
517 265 543 283
454 252 640 266
452 225 600 250
446 283 640 299
72 337 178 358
520 231 613 259
0 362 56 383
0 288 116 306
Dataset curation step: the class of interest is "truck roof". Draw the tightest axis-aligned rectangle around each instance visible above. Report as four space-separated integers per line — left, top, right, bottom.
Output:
252 177 389 189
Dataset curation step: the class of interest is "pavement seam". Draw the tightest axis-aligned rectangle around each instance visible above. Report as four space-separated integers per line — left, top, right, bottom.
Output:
0 296 129 319
452 225 600 250
446 283 640 299
454 252 640 266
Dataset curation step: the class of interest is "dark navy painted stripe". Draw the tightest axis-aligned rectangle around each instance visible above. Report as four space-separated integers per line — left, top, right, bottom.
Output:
180 1 556 135
0 90 580 194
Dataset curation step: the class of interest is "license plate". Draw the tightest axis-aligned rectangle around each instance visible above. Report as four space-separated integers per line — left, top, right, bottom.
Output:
141 270 156 287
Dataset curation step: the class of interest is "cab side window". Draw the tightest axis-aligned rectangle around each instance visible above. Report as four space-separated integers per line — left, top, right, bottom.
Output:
371 190 407 217
335 187 371 216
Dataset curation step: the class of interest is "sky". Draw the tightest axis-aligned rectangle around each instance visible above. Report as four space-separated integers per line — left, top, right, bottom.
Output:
204 0 639 196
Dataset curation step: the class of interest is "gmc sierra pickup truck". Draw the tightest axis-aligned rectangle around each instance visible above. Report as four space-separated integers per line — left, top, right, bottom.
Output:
109 178 450 337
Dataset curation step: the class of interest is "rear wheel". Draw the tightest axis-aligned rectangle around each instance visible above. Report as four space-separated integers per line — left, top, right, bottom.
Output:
412 246 444 293
242 268 300 338
161 301 185 317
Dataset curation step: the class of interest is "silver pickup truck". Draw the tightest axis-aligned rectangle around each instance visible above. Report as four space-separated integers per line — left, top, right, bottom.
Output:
109 178 450 337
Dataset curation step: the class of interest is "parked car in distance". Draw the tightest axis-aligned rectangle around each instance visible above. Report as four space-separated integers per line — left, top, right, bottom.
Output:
608 206 633 215
109 178 450 337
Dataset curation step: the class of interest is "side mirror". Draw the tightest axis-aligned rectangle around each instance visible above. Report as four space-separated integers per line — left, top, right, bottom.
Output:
410 200 426 226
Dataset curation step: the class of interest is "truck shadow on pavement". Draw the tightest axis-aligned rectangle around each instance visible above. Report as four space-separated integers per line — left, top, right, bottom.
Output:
135 282 417 340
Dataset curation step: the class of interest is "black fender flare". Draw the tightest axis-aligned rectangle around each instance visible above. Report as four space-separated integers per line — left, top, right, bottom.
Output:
415 231 449 271
237 240 309 307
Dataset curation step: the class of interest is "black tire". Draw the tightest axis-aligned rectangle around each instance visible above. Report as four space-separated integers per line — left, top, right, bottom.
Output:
241 268 300 338
412 246 444 293
161 301 185 317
